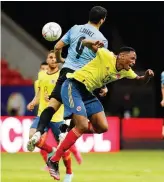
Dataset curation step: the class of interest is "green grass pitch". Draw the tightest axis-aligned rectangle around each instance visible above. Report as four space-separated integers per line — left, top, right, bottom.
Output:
1 151 164 182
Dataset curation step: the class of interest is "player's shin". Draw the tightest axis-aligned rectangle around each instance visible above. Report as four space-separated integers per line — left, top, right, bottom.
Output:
62 150 72 174
51 128 82 162
36 132 53 153
36 107 55 134
40 149 48 163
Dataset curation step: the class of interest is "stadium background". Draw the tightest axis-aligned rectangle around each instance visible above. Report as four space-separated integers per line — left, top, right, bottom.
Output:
1 1 164 182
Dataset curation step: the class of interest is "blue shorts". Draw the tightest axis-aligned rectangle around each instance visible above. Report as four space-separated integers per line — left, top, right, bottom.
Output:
61 79 104 119
30 117 63 141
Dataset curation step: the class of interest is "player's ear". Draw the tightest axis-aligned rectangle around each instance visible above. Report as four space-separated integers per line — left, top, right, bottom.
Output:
100 19 104 25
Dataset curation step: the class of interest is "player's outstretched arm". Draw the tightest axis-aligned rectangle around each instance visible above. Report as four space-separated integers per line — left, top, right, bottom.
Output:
54 40 66 63
135 69 154 84
82 39 104 53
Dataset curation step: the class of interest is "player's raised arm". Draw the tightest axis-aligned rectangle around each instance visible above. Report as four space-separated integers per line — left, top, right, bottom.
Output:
82 39 104 53
54 40 66 63
135 69 154 84
54 26 75 63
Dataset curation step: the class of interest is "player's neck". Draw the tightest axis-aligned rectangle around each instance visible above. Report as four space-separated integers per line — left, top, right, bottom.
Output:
88 21 100 30
47 67 59 75
116 60 124 72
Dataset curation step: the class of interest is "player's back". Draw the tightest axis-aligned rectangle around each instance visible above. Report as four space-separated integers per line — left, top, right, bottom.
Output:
62 23 108 70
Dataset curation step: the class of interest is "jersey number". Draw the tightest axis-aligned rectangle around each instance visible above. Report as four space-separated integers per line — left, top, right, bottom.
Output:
76 37 85 59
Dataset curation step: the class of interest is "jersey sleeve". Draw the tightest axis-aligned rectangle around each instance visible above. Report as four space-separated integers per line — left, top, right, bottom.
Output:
161 71 164 86
126 69 138 79
96 48 106 56
61 25 76 45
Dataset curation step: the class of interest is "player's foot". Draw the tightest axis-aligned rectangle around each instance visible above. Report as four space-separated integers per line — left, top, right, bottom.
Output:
27 132 41 152
47 159 60 180
63 173 73 182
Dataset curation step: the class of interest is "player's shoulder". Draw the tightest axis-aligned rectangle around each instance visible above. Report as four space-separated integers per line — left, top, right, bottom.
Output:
97 48 113 56
38 70 46 80
70 24 80 31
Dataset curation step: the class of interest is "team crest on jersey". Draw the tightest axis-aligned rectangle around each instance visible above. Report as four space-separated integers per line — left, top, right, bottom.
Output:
76 106 81 112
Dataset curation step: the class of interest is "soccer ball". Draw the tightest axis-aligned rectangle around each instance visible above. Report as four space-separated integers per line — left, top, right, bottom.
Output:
42 22 62 41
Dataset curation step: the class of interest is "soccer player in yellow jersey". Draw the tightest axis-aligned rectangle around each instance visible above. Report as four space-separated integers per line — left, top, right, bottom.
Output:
48 40 154 180
34 61 48 96
27 50 76 182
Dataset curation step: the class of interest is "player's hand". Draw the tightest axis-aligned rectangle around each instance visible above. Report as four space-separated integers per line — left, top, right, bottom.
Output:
161 99 164 107
145 69 154 78
99 86 108 97
82 39 104 52
27 102 35 111
94 40 104 48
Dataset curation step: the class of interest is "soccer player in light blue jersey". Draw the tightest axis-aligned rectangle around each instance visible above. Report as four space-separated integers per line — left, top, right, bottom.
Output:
29 6 108 181
161 71 164 107
61 21 108 70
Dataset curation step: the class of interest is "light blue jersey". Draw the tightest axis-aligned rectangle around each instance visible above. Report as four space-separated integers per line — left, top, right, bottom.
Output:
161 71 164 85
61 23 108 70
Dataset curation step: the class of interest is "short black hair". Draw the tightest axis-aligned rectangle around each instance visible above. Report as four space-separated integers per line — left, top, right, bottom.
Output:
118 46 136 54
40 61 48 67
89 6 107 24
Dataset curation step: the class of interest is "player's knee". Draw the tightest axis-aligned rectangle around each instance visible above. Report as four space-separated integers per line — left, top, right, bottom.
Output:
76 120 88 133
48 98 61 111
102 124 108 133
96 123 108 134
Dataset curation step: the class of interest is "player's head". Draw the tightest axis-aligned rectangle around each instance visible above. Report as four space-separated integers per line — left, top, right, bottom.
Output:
117 47 136 71
40 61 48 71
89 6 107 26
46 50 58 69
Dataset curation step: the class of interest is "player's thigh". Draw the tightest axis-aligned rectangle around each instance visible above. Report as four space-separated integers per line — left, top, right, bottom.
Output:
48 97 61 111
86 99 108 133
61 79 88 132
48 121 64 142
61 79 87 119
72 114 89 133
30 116 48 138
49 68 73 103
90 111 108 133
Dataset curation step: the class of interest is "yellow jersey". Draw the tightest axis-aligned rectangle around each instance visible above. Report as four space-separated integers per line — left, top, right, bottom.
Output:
67 48 137 92
37 71 64 122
